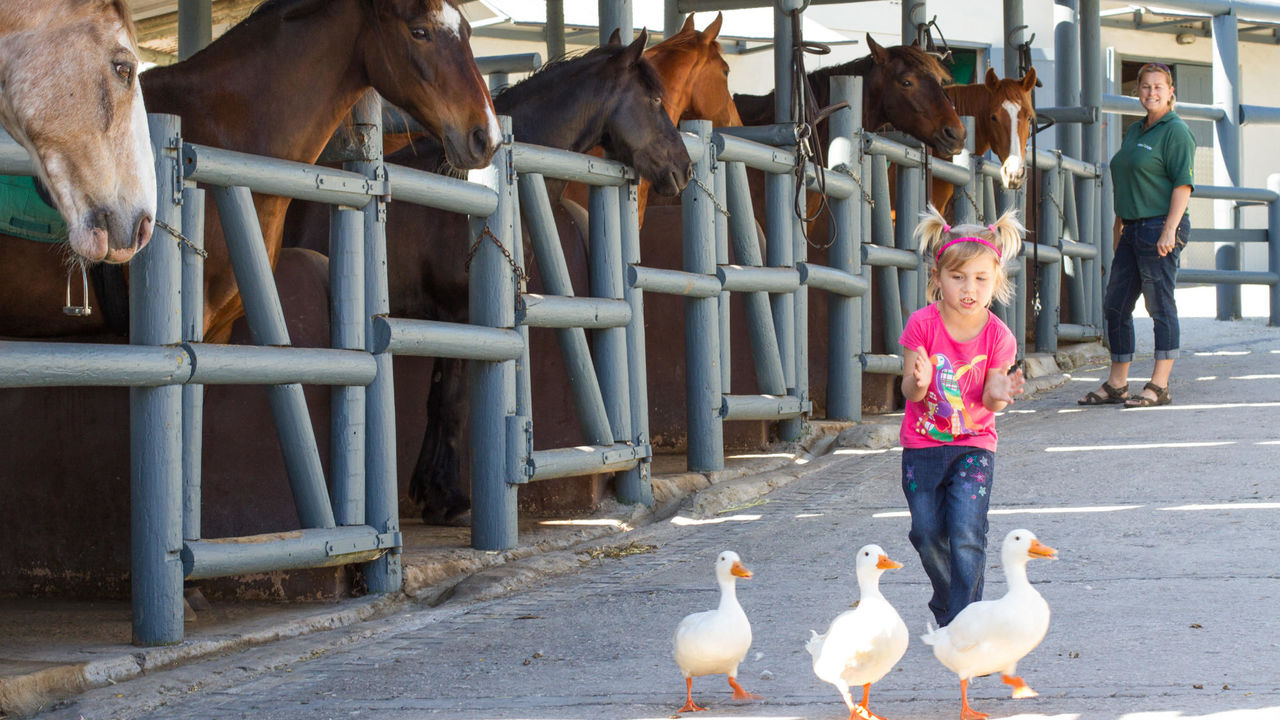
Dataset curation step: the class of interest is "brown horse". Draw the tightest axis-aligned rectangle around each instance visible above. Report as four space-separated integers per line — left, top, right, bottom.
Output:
0 0 155 264
563 13 742 224
0 0 498 341
933 68 1037 217
286 30 693 523
734 35 966 157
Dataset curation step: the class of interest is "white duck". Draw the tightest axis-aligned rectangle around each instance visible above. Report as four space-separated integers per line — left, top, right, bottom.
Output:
673 550 760 713
806 544 909 720
921 528 1058 720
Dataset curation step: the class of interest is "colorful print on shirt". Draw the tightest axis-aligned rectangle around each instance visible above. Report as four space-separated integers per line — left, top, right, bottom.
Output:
916 351 987 442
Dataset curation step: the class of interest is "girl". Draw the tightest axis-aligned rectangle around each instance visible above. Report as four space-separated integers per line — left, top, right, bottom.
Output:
900 206 1025 627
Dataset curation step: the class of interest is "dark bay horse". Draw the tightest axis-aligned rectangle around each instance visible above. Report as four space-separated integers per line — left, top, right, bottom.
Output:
287 30 692 523
0 0 155 263
0 0 498 340
563 13 742 225
734 35 966 157
933 68 1037 218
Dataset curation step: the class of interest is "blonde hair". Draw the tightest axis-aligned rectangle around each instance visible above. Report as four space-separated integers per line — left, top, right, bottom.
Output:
1137 62 1176 110
914 204 1024 305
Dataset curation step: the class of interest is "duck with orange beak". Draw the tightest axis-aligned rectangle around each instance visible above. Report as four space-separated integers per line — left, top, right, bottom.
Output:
673 550 761 712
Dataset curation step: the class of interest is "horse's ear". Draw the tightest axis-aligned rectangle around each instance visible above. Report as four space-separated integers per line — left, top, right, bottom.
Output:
703 12 724 42
866 34 890 64
985 67 1000 90
681 13 697 35
622 29 648 65
1022 67 1038 91
607 28 622 46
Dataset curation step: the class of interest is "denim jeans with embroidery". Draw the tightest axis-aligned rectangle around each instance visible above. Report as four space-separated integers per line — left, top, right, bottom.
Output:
1104 215 1188 362
902 445 995 627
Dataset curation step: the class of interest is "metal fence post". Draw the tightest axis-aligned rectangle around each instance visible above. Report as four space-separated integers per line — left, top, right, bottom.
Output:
618 181 652 505
826 75 863 421
181 186 204 543
682 120 724 472
589 185 631 447
131 113 184 646
470 116 519 550
1269 182 1280 326
1036 167 1063 353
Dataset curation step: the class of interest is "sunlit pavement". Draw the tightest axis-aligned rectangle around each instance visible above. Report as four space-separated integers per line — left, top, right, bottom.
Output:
42 310 1280 720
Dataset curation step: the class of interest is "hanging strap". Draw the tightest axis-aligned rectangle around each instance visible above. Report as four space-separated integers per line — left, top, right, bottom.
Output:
786 5 847 249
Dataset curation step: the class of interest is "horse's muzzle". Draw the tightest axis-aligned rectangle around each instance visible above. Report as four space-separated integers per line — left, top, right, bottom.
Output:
76 207 154 264
935 124 967 157
442 125 498 171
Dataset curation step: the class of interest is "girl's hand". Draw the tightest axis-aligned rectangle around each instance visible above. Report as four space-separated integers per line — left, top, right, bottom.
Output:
984 366 1026 410
912 346 932 391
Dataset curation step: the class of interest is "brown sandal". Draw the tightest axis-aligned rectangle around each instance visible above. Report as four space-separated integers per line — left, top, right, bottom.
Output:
1078 382 1128 406
1125 382 1172 408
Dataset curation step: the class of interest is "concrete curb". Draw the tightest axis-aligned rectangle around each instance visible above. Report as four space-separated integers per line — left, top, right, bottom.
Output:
0 347 1090 718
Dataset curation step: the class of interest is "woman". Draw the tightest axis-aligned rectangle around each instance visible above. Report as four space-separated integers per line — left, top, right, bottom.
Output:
1079 62 1194 408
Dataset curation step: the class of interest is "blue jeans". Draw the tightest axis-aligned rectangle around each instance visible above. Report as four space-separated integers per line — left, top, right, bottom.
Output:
902 445 994 627
1104 216 1188 362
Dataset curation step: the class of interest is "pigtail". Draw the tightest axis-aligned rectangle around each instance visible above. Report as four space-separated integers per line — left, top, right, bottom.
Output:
913 204 951 268
986 209 1025 270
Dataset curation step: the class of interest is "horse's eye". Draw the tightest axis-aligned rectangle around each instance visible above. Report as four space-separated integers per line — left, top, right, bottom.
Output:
900 79 912 88
652 96 664 108
113 61 134 86
411 27 432 41
991 114 1000 122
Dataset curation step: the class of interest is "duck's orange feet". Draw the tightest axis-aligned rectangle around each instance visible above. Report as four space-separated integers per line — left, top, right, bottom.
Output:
856 684 889 720
678 677 707 712
1002 674 1038 699
727 676 763 701
848 703 880 720
959 678 990 720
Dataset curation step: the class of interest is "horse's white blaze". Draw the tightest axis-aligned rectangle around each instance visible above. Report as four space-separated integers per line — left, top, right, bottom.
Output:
1000 98 1024 187
434 2 462 38
486 105 501 148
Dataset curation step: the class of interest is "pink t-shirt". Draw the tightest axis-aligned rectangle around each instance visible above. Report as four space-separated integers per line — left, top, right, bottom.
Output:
899 303 1017 452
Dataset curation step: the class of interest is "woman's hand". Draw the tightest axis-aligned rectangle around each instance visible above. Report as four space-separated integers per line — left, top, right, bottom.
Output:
1157 226 1177 256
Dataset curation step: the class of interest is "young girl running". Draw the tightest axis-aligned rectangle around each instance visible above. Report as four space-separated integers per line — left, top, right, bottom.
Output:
900 206 1026 627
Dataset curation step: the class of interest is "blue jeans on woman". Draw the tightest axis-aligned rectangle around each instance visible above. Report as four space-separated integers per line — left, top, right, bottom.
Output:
902 445 995 627
1104 215 1188 362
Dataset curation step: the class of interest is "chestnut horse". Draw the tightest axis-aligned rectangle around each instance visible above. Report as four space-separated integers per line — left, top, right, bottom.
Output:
563 13 742 224
933 68 1037 218
0 0 155 264
287 30 693 523
734 35 966 158
0 0 498 340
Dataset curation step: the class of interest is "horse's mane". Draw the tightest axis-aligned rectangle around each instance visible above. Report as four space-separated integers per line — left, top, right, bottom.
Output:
500 41 666 108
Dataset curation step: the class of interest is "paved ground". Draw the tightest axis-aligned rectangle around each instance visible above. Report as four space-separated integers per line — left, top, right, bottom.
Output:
25 311 1280 720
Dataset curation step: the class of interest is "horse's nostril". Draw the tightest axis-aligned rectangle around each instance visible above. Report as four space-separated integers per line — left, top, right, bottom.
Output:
469 126 490 159
134 214 153 250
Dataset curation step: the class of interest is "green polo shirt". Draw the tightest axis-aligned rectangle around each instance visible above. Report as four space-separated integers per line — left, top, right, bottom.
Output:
1110 111 1195 220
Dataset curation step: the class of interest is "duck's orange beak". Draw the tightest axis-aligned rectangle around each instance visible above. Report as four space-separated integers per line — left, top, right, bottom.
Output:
876 554 903 570
1028 539 1058 559
730 560 753 578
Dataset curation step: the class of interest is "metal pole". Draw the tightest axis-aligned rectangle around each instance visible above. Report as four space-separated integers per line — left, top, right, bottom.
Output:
355 94 401 593
1081 0 1104 331
1269 178 1280 326
784 210 805 441
826 75 862 421
1036 168 1063 353
469 117 519 550
180 187 204 543
599 0 633 45
546 0 566 59
131 114 184 646
1213 11 1243 320
589 185 632 444
682 120 723 471
329 205 365 526
724 162 787 394
177 0 212 62
1055 0 1082 160
871 155 903 354
1004 0 1026 80
665 0 687 40
618 182 653 505
902 0 926 45
211 185 335 530
716 160 732 392
898 165 923 314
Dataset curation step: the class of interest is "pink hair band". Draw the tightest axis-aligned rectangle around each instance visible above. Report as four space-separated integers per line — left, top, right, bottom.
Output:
937 236 1002 263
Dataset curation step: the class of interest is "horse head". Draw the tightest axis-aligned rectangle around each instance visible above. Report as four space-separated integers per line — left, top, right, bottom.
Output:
598 29 692 197
646 13 742 128
980 67 1036 189
0 0 156 264
862 34 966 157
357 0 499 170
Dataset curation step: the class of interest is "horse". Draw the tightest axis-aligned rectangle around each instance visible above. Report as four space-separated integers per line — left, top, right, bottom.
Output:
932 68 1037 218
285 29 693 523
562 13 742 225
0 0 498 341
0 0 155 264
734 35 966 158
